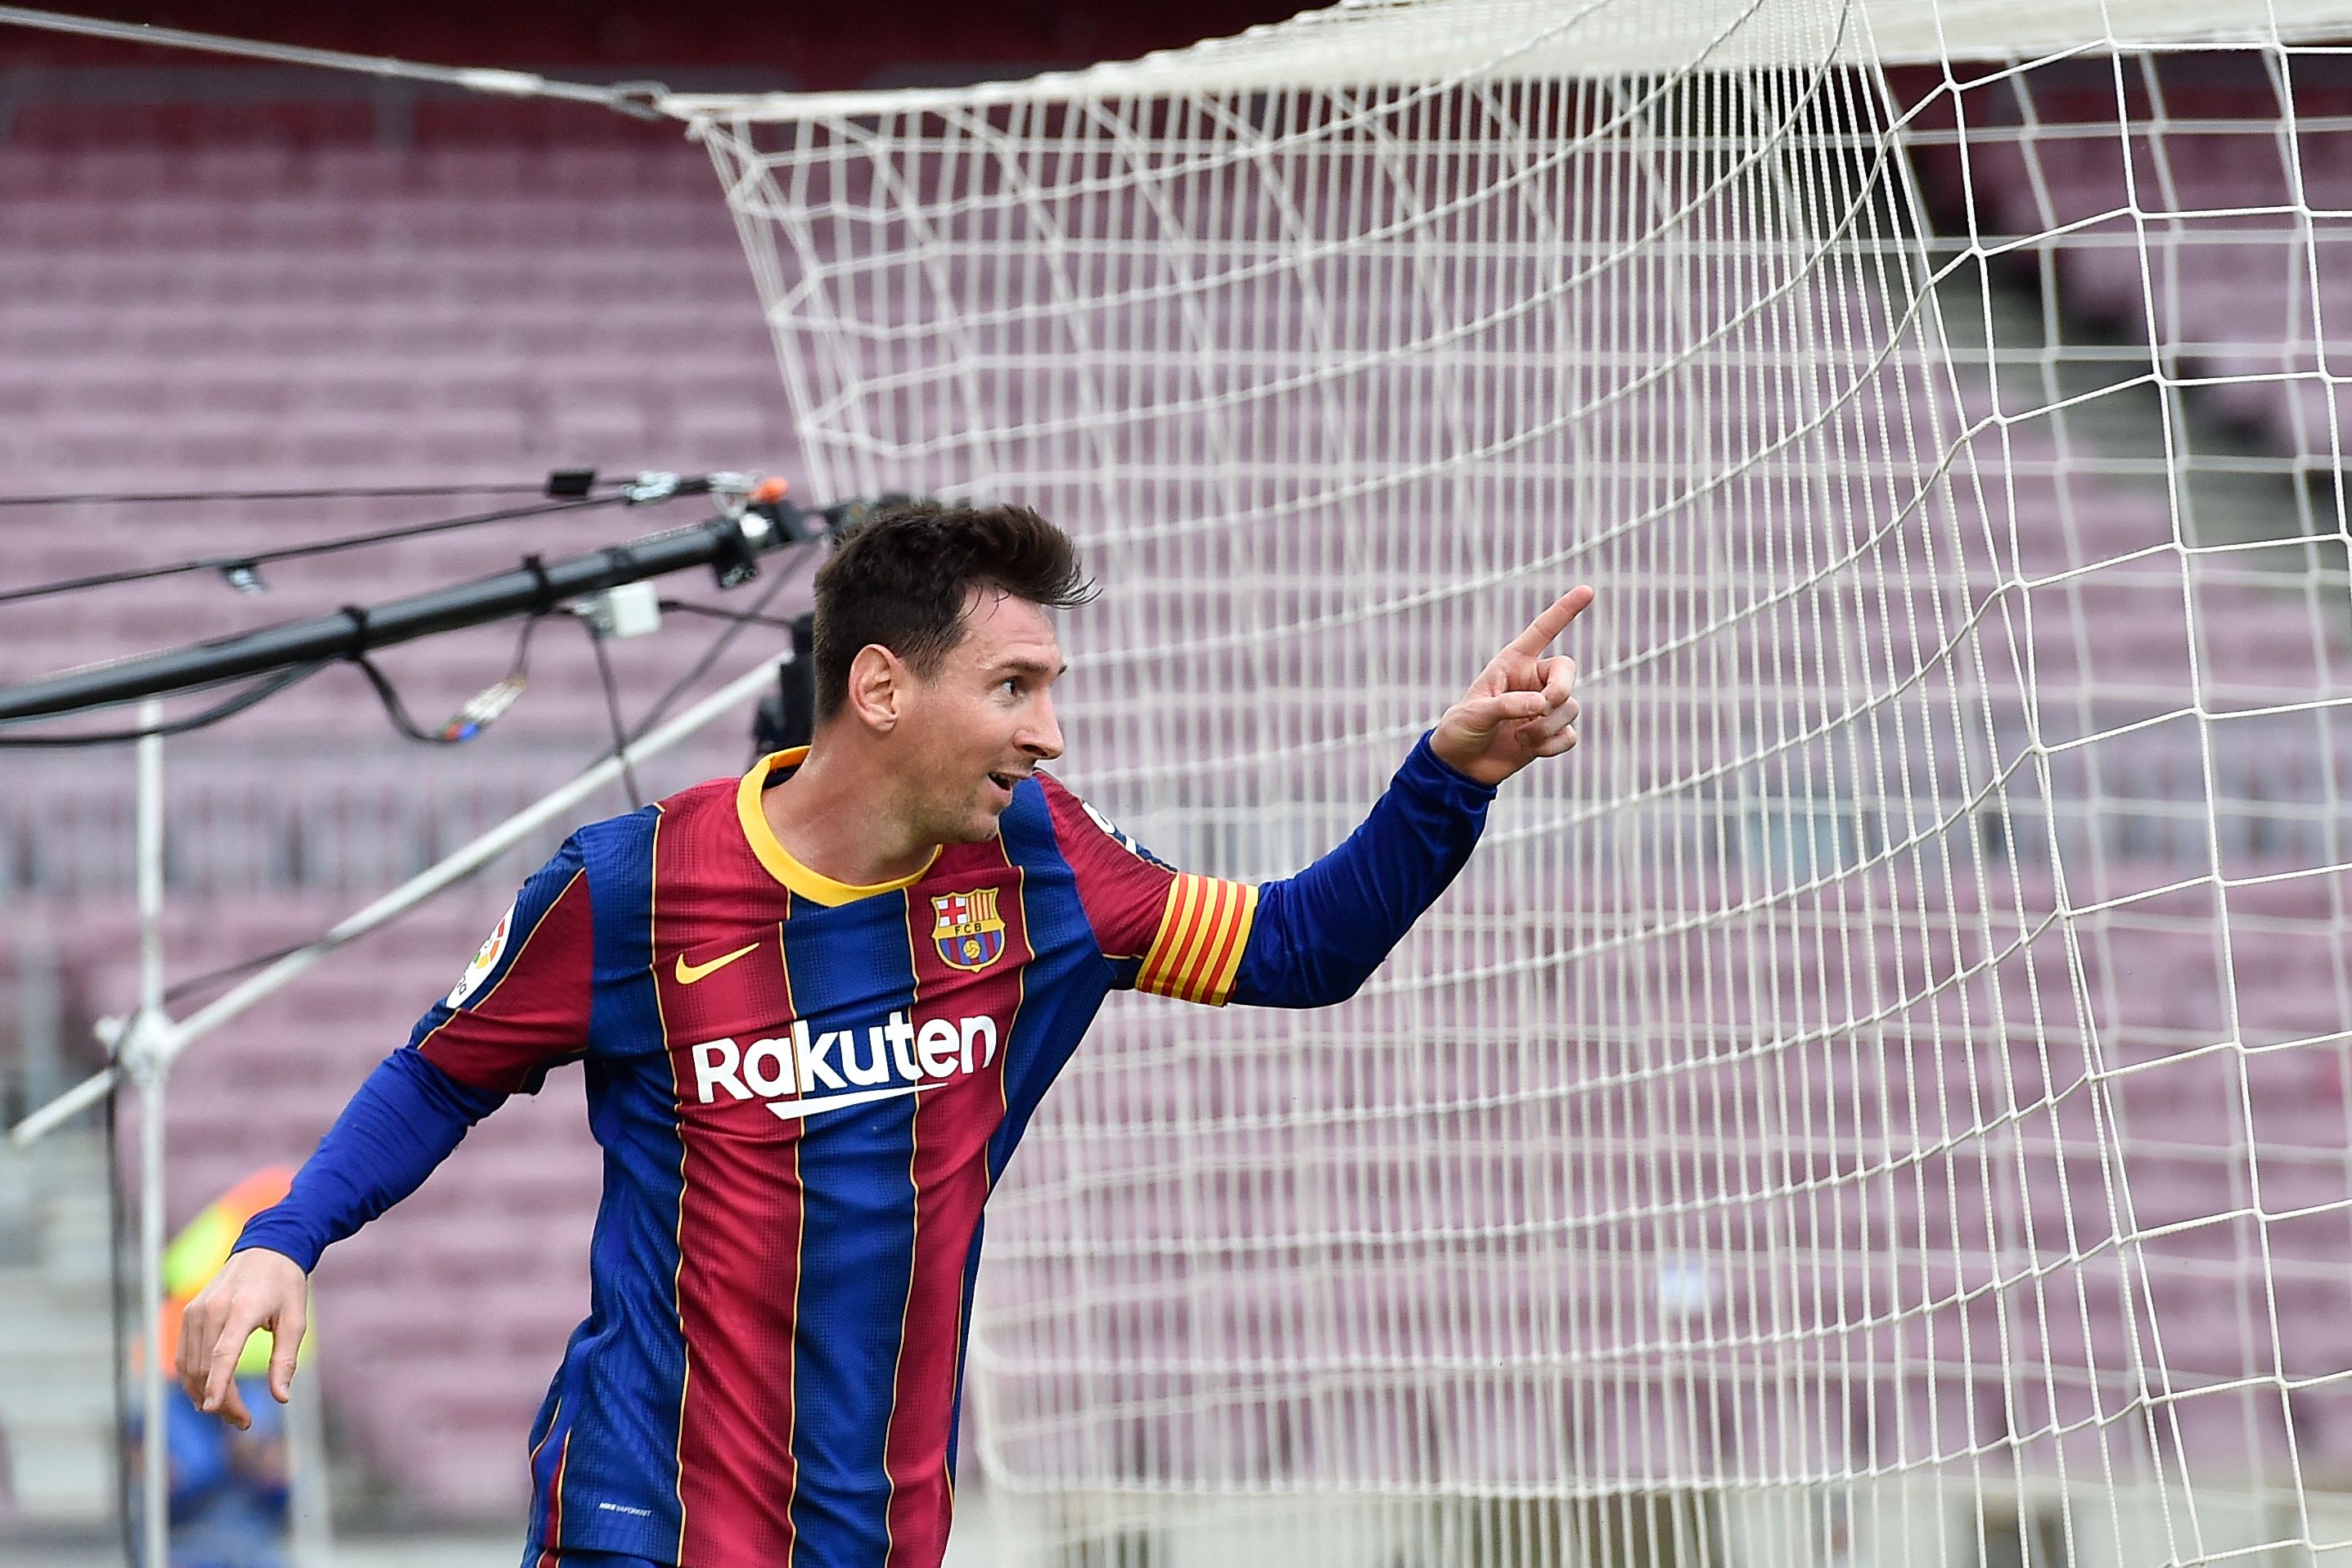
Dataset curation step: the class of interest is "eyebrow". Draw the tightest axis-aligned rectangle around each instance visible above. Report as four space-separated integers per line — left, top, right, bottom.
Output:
994 657 1069 679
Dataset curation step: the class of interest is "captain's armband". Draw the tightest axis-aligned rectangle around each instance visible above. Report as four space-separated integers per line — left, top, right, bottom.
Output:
1135 874 1259 1007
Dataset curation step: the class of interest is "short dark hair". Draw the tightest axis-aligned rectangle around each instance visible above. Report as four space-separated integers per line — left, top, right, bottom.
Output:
810 501 1095 723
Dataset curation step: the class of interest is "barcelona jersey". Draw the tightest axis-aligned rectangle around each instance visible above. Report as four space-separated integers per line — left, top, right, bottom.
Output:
406 747 1262 1568
236 731 1495 1568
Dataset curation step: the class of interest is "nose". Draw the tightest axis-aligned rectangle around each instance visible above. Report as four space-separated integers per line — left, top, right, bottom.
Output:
1021 690 1065 762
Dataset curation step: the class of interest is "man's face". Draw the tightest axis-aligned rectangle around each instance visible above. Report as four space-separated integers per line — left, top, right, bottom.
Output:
892 588 1066 844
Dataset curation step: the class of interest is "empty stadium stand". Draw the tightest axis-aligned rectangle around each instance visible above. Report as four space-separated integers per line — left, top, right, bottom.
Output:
1907 66 2352 471
5 104 2352 1521
0 136 797 1516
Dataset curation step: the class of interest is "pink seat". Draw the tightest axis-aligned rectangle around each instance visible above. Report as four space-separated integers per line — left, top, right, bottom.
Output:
13 99 2352 1515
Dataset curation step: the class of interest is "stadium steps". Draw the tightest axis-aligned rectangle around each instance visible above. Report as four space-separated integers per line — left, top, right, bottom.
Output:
1916 129 2352 638
1929 236 2331 569
0 1129 121 1523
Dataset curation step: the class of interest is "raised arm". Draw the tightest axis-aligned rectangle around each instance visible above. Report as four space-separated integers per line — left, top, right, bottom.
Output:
1236 586 1592 1003
1043 588 1591 1009
174 836 596 1429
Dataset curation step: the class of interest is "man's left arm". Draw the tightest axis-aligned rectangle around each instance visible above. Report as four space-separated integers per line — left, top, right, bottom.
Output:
1235 584 1592 1007
1223 585 1589 1006
1047 588 1591 1009
1231 733 1496 1007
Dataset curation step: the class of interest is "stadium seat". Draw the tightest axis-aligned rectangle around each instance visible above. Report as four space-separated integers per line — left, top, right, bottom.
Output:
11 110 2352 1518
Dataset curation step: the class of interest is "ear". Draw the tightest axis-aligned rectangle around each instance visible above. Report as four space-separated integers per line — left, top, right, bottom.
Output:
845 644 906 733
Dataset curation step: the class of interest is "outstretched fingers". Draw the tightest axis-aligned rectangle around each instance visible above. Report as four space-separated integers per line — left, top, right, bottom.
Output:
1500 585 1595 662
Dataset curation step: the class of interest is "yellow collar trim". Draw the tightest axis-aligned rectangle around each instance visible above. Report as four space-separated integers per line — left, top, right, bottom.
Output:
736 747 941 908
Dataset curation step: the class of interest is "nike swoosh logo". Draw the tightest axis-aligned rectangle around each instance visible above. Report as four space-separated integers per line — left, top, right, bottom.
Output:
764 1080 945 1123
674 943 759 985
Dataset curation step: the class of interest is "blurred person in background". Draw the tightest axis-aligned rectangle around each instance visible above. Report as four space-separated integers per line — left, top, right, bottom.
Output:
131 1169 300 1568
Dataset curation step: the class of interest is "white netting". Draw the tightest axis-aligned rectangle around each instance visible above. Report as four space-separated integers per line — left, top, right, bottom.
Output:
685 1 2352 1561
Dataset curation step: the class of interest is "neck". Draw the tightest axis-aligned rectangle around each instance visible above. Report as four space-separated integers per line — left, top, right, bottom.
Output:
761 731 937 888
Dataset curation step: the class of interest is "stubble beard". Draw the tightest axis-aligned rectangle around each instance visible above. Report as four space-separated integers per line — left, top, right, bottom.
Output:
909 778 1005 848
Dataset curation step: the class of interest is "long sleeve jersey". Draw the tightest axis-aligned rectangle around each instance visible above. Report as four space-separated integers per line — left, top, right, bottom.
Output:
234 733 1496 1568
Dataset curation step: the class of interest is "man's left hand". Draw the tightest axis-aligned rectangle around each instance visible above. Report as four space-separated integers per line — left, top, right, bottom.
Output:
1430 586 1593 787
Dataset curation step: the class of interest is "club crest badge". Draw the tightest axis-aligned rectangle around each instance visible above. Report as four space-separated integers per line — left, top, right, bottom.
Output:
932 888 1007 973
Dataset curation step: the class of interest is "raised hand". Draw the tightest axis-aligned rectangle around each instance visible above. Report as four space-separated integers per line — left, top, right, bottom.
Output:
1429 585 1593 787
175 1246 308 1431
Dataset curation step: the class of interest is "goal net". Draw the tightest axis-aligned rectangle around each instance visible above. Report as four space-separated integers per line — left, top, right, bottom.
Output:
674 1 2352 1561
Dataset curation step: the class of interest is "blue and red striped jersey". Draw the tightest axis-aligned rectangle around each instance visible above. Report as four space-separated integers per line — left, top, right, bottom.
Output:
409 747 1260 1568
235 731 1494 1566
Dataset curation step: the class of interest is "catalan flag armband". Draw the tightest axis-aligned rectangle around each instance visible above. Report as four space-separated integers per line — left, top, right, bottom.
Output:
1135 874 1260 1006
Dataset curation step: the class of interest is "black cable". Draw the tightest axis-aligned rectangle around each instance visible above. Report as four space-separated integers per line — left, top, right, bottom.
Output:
615 541 816 756
348 656 443 745
167 576 813 989
0 495 626 611
148 624 551 1002
0 481 565 509
43 552 819 1012
348 609 547 747
163 939 313 1009
0 661 330 747
656 599 809 634
509 606 546 683
152 579 805 1012
584 619 645 810
0 606 548 750
0 538 804 752
160 574 819 996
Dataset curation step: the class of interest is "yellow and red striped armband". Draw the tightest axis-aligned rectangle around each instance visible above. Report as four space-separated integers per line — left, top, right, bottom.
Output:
1134 874 1259 1007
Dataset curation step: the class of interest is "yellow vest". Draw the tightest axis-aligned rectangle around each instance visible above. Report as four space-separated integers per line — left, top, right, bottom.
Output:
155 1166 312 1378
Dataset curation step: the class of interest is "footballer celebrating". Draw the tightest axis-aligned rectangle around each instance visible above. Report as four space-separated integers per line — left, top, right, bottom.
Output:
177 502 1591 1568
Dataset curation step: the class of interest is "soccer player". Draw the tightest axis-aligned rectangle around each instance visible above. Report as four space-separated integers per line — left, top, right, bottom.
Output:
177 502 1590 1568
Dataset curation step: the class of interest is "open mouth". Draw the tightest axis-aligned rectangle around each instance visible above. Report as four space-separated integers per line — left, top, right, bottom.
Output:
987 771 1025 796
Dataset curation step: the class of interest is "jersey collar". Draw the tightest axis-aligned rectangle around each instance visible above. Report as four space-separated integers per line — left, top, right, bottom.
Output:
736 747 943 908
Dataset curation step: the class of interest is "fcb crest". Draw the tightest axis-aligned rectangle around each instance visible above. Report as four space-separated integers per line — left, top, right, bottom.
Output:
932 887 1007 972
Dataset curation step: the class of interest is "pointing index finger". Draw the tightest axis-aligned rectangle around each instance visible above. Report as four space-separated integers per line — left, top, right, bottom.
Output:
1504 585 1595 659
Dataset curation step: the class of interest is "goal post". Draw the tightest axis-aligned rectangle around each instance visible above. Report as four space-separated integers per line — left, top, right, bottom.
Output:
674 2 2352 1563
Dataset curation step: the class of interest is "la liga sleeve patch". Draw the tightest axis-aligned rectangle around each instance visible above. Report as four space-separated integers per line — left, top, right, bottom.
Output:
1078 798 1173 870
446 902 516 1009
408 837 595 1096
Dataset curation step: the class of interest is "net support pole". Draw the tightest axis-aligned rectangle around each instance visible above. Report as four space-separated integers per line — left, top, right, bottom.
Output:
11 647 791 1147
0 6 675 120
287 1352 336 1567
131 698 169 1568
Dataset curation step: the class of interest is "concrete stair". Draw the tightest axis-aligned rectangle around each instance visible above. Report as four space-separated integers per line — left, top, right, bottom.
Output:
0 1129 123 1525
1930 240 2348 583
